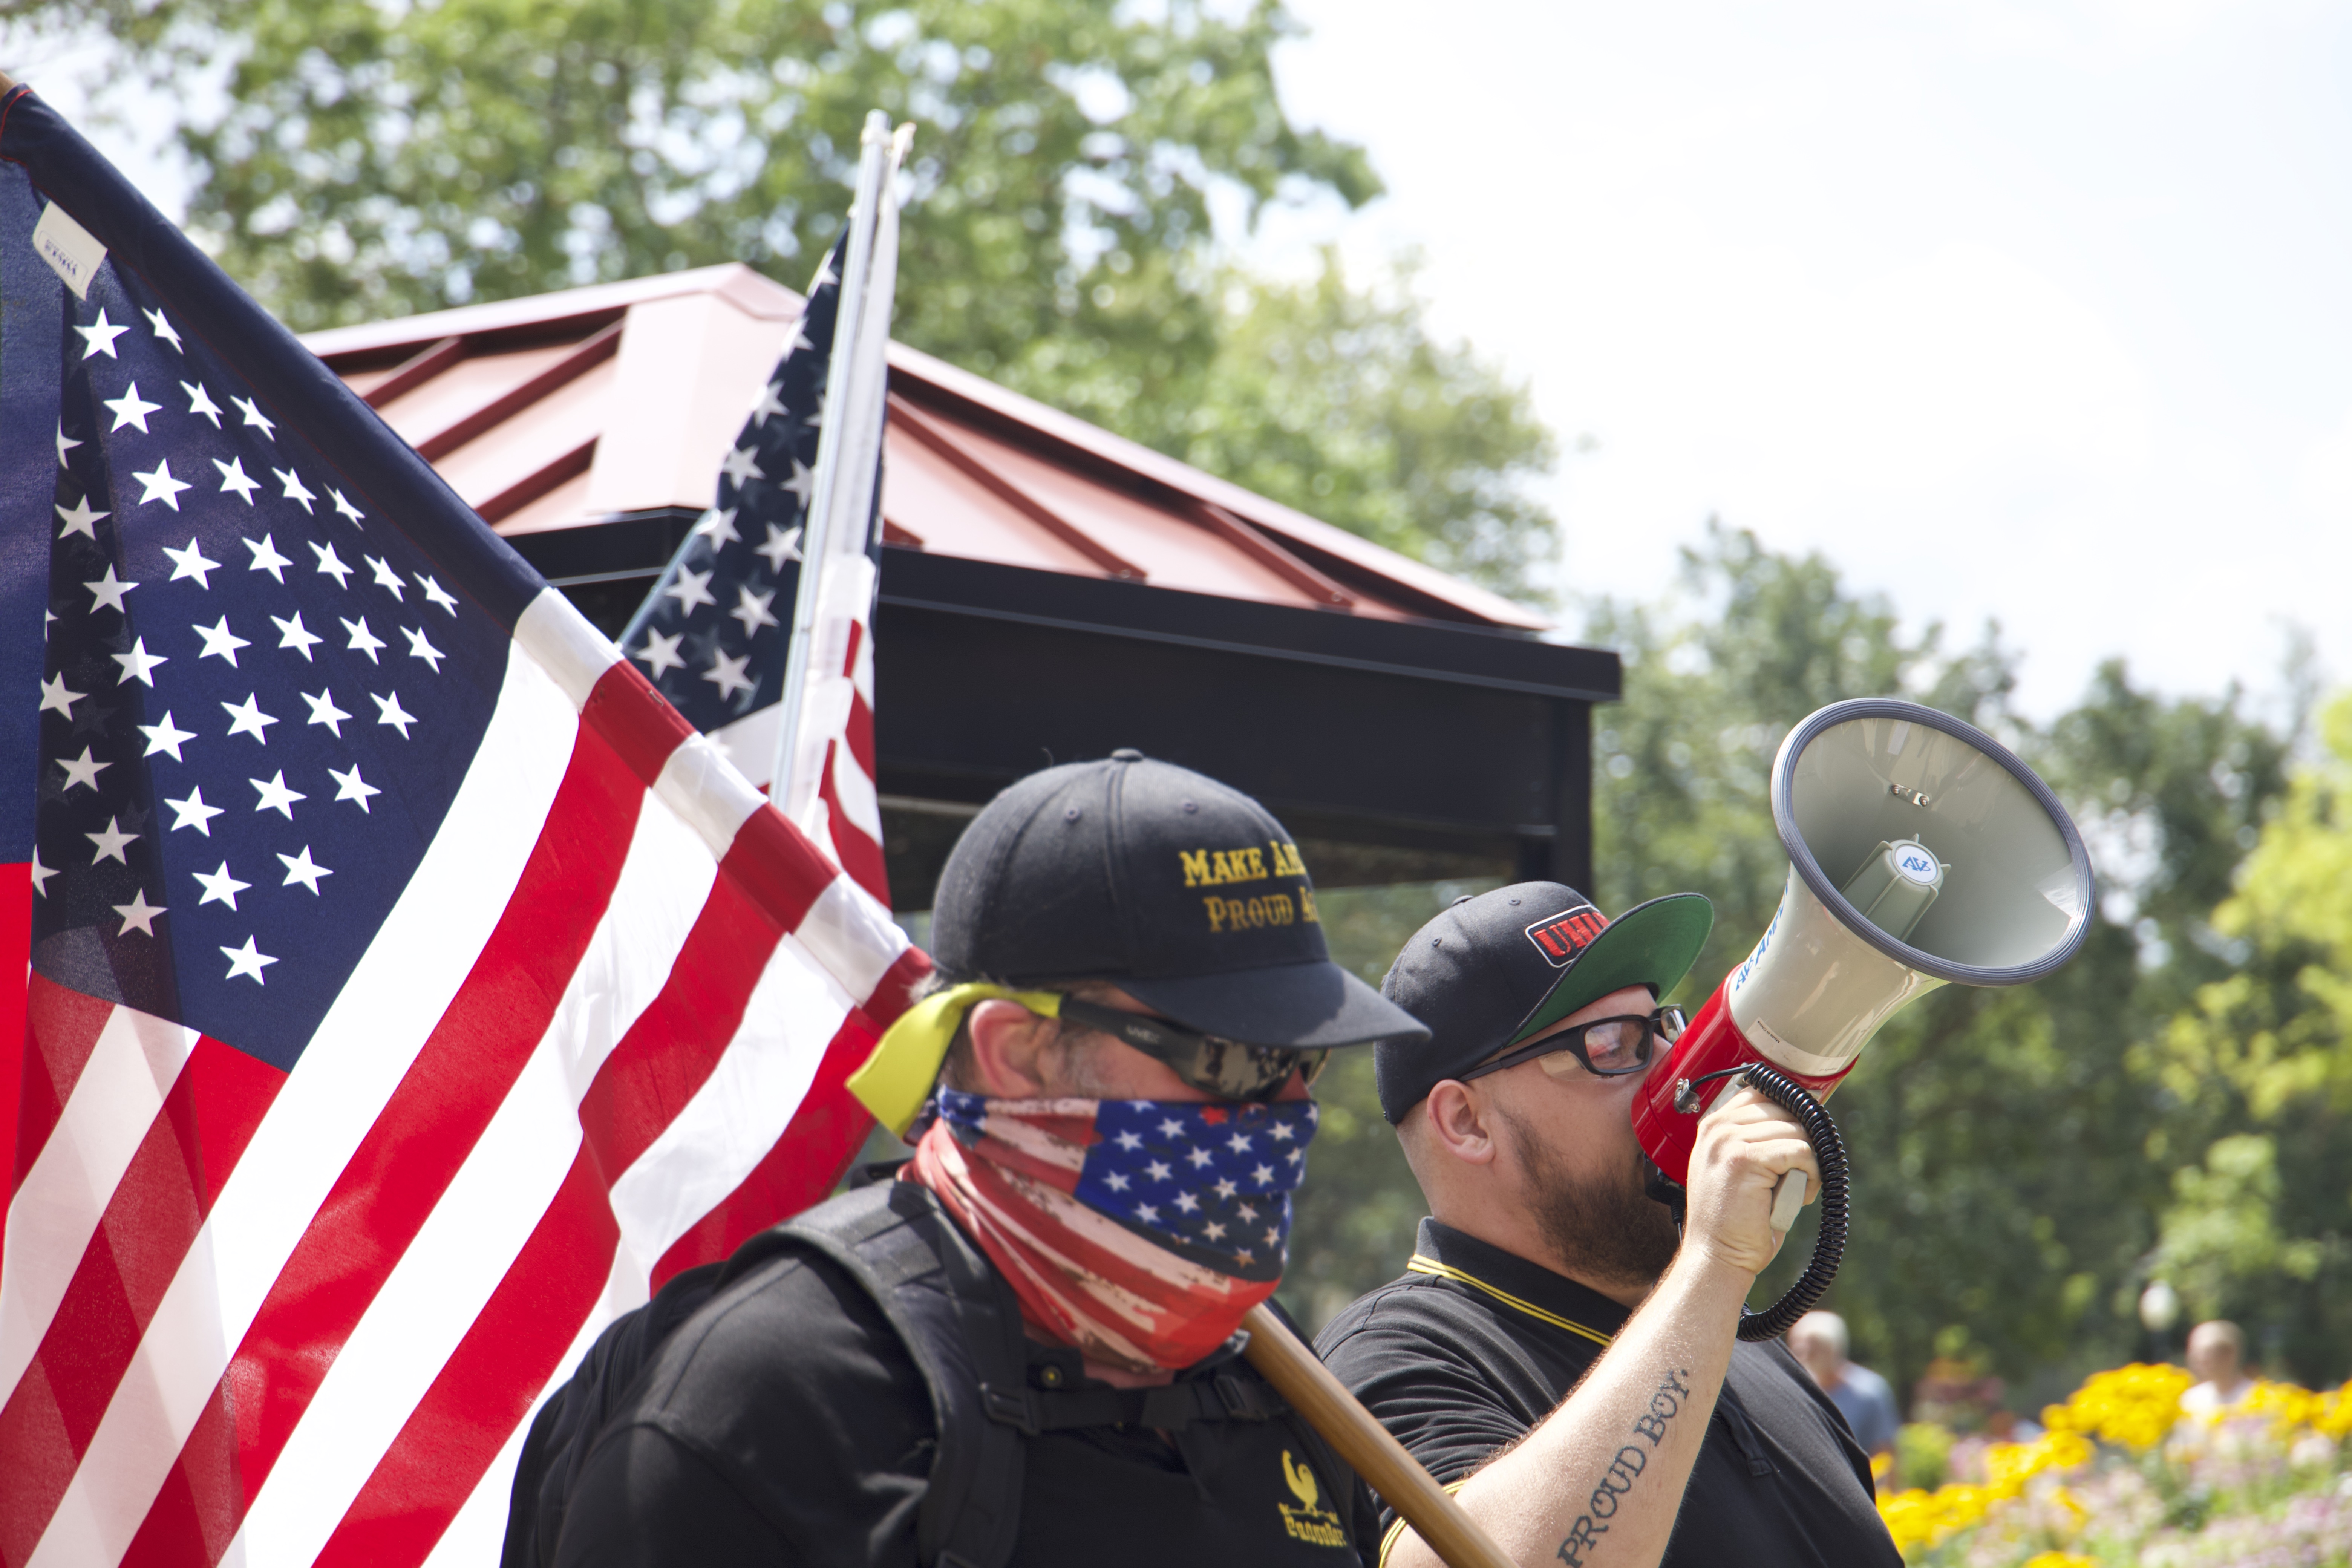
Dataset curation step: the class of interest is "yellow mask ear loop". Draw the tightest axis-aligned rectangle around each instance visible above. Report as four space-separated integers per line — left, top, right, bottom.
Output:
847 984 1064 1138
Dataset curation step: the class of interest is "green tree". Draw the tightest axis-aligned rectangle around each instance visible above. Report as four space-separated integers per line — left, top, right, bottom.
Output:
17 0 1559 597
2147 691 2352 1379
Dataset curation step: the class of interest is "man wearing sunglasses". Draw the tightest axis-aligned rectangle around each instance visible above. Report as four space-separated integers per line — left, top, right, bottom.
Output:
1314 884 1899 1568
522 751 1430 1568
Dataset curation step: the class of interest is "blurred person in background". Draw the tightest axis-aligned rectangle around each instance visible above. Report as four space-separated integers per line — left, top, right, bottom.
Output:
2180 1320 2256 1416
1789 1310 1899 1475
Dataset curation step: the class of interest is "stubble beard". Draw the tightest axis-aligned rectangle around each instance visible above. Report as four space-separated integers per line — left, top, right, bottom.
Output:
1496 1102 1681 1294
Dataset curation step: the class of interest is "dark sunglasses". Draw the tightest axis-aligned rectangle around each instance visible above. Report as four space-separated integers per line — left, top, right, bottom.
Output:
1055 995 1330 1102
1458 1006 1688 1083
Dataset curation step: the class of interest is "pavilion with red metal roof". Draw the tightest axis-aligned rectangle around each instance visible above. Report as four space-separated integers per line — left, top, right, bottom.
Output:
303 265 1619 902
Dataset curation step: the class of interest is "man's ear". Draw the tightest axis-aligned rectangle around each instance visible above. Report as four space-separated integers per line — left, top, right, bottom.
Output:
1421 1079 1499 1167
965 999 1059 1098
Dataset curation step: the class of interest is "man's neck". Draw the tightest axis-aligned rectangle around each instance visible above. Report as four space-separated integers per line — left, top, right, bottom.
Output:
1428 1204 1660 1310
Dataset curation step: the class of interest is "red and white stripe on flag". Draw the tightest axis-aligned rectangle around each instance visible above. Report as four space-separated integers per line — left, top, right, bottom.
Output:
0 590 927 1568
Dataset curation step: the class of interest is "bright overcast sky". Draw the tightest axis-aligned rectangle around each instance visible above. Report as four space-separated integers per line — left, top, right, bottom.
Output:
31 3 2351 721
1260 0 2352 720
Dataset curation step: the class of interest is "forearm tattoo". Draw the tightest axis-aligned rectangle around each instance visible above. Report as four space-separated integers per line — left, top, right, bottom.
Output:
1556 1369 1693 1566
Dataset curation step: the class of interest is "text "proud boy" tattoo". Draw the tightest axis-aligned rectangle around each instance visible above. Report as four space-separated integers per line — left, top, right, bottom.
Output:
1556 1369 1693 1566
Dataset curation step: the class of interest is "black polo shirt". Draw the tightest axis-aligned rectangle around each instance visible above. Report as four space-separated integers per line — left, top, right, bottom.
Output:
540 1239 1382 1567
1314 1220 1899 1568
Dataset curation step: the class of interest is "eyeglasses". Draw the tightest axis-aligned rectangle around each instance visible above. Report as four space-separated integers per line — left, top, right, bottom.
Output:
1055 995 1330 1102
1458 1007 1688 1083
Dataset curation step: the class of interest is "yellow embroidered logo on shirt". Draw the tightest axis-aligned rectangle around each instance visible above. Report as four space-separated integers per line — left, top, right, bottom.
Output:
1277 1449 1347 1548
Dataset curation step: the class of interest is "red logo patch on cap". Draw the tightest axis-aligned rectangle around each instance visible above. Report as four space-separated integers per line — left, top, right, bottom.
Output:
1525 905 1608 968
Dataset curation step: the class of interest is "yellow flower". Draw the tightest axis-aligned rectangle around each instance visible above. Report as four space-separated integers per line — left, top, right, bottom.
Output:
2043 1363 2194 1450
2020 1554 2095 1568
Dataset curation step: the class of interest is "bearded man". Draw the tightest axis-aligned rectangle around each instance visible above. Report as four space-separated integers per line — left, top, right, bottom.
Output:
509 752 1429 1568
1314 883 1900 1568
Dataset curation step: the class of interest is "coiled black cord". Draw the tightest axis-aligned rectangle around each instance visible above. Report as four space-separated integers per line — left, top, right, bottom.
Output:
1656 1061 1851 1342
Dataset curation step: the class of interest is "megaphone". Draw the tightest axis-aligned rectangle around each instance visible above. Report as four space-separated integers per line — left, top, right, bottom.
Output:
1632 698 2095 1338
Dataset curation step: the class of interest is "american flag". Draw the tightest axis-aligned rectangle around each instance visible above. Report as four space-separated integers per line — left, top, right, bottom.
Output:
0 83 926 1568
931 1090 1318 1281
619 142 900 903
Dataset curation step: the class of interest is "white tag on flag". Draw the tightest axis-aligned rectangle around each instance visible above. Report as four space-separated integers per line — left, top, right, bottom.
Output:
33 200 106 298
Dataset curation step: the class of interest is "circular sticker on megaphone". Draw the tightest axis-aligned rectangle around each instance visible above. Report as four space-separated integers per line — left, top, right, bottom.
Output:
1889 841 1941 885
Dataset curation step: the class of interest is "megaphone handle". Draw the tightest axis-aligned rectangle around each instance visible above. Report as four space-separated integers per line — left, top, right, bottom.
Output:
1727 1061 1850 1343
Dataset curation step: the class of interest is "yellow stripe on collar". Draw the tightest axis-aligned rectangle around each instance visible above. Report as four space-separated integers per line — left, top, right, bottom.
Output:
1404 1254 1614 1349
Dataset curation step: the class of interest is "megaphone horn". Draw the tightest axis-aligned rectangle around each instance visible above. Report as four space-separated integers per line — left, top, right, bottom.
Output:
1632 698 2095 1337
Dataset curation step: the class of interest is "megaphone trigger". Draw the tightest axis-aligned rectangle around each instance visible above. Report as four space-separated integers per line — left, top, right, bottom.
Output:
1630 697 2096 1344
1769 1170 1809 1234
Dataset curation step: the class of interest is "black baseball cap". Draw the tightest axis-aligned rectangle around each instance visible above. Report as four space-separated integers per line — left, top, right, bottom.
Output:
929 751 1428 1053
1374 882 1714 1122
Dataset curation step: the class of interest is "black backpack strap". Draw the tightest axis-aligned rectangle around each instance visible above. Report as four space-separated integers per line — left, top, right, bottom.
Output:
781 1181 1031 1568
979 1369 1291 1434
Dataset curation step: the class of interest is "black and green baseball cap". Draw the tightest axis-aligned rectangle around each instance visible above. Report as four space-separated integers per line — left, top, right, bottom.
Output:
1374 882 1714 1122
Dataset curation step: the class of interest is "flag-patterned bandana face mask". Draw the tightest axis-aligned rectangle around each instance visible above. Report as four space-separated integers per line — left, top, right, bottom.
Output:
908 1089 1319 1374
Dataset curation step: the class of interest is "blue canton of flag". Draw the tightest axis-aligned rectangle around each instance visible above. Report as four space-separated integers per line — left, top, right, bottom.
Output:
1074 1098 1318 1281
35 259 507 1069
619 236 851 765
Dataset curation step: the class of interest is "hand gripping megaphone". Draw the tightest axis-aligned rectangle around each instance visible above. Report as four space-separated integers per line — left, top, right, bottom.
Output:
1632 698 2095 1339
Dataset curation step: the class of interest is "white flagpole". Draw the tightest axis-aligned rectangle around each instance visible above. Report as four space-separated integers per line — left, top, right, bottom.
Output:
771 110 894 807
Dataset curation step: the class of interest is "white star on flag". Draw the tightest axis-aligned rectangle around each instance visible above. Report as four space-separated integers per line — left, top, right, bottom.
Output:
277 846 332 894
330 763 381 812
366 556 405 598
245 533 292 582
55 495 107 540
250 771 305 818
111 637 168 686
214 456 262 504
231 394 276 439
699 650 754 699
311 542 353 587
193 861 251 910
275 611 324 660
131 458 192 510
221 692 277 743
729 586 780 636
83 565 137 613
663 568 716 614
86 815 139 864
373 691 418 738
165 537 220 586
274 467 317 512
57 747 109 792
142 305 183 351
341 616 385 663
779 458 816 504
719 444 764 486
219 935 277 983
634 630 684 677
182 381 224 427
303 688 351 736
112 891 166 937
103 382 162 432
756 525 803 572
138 711 197 761
165 786 225 835
195 617 251 666
75 308 129 358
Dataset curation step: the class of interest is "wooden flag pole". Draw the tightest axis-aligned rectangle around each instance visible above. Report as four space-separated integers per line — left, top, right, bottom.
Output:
1240 1304 1515 1568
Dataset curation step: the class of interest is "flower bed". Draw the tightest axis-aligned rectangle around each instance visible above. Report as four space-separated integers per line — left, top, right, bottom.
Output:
1879 1364 2352 1565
